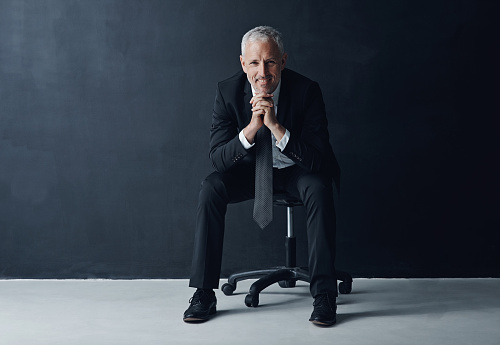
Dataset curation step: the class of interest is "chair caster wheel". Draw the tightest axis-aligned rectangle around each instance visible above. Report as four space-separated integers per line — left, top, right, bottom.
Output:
339 281 352 294
221 283 235 296
245 294 259 307
278 280 296 288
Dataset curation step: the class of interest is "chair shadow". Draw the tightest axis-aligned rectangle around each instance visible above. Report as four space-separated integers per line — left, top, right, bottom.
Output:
337 287 500 325
218 280 500 325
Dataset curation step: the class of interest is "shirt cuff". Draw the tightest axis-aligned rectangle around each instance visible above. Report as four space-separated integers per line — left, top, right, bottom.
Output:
276 129 290 151
239 130 254 149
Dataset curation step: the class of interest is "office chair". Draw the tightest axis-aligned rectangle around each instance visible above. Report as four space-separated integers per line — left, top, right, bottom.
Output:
221 193 352 307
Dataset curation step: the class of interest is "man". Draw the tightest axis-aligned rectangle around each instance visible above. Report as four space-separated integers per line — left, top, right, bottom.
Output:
184 26 340 327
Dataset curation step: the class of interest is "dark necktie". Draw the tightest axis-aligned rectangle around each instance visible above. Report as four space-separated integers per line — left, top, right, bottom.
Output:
253 126 273 229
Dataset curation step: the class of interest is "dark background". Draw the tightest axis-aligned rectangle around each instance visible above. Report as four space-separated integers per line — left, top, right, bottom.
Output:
0 0 498 279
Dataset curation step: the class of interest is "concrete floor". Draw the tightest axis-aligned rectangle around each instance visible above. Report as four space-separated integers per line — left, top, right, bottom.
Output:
0 278 499 345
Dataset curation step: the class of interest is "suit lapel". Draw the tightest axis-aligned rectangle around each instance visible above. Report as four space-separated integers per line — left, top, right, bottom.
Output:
277 70 290 127
243 80 253 125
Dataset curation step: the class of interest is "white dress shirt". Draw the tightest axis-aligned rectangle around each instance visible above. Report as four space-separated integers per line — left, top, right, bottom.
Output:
238 82 295 169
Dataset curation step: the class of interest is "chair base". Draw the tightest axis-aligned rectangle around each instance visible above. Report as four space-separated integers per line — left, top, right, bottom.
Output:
222 266 353 307
223 196 353 307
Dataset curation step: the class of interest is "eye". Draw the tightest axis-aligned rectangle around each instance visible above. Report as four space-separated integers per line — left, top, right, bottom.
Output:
266 60 277 65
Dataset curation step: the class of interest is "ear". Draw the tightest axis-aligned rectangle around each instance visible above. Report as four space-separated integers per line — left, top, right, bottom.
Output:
281 53 288 71
240 55 248 73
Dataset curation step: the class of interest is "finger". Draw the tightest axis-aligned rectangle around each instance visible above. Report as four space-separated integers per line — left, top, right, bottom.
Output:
251 104 271 112
255 92 273 98
252 106 265 115
252 99 274 109
250 93 274 104
253 94 273 102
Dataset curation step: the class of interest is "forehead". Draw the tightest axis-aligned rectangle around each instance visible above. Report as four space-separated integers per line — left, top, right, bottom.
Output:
244 39 281 59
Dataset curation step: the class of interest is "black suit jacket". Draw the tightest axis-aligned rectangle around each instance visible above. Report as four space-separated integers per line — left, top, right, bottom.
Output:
208 68 340 190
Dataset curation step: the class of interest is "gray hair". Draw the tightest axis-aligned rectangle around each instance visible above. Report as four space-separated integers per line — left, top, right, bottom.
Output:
241 26 284 57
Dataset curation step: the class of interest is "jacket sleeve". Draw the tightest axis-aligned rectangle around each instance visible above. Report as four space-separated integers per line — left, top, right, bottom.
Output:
208 84 251 173
280 81 332 173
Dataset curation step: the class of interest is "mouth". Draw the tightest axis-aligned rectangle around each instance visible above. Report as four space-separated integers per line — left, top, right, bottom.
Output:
256 76 272 87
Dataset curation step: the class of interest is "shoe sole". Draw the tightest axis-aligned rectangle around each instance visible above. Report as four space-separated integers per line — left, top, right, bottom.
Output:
183 307 216 323
310 319 336 327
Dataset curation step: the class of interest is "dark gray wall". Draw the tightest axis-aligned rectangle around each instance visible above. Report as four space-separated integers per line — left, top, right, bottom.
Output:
0 0 498 279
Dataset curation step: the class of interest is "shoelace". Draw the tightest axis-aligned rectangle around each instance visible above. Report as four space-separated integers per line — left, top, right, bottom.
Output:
189 290 213 305
189 291 203 305
313 293 334 311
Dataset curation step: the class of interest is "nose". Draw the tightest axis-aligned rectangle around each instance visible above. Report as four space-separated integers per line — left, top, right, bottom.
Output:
259 63 268 77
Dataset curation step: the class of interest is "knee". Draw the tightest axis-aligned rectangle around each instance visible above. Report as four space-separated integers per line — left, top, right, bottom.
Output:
198 172 227 203
297 174 333 203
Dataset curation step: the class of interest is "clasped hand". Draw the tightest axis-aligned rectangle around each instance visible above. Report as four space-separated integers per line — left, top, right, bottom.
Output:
243 92 284 144
250 92 276 128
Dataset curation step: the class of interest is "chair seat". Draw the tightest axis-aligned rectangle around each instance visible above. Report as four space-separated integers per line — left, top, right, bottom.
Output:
273 193 303 207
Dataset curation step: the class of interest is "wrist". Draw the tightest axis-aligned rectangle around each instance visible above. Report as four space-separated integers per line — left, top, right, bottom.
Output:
243 125 259 144
269 123 286 142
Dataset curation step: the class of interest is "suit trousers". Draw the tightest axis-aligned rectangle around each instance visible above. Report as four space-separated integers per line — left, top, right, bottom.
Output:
189 164 337 298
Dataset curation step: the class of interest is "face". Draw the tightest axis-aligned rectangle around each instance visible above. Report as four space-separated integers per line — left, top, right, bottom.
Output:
240 40 287 94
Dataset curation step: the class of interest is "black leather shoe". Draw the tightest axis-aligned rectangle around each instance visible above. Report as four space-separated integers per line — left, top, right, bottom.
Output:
309 292 337 327
183 289 217 323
